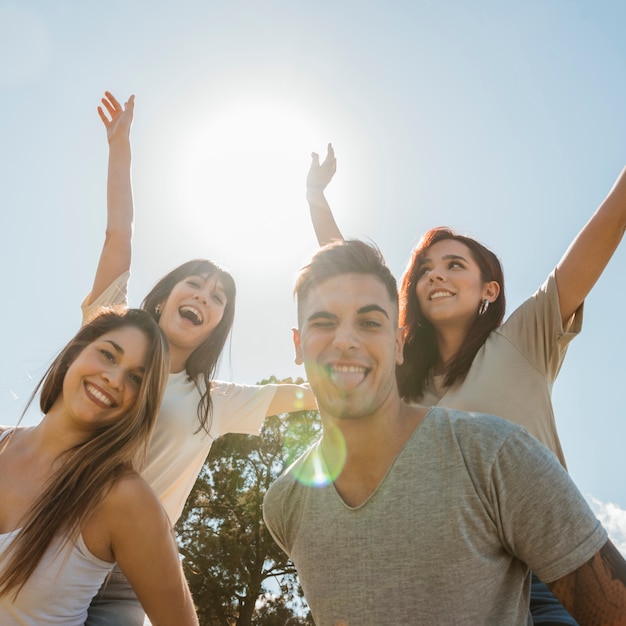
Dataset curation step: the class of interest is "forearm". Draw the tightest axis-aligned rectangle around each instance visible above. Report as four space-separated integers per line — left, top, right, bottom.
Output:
106 138 133 236
549 540 626 625
306 188 343 246
554 166 626 322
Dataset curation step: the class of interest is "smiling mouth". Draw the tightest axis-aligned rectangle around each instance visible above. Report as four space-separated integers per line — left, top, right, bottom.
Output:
85 383 116 407
328 365 368 390
429 290 454 300
179 305 204 325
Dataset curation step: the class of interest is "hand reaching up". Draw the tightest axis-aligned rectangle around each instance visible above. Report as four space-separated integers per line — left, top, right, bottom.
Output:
98 91 135 145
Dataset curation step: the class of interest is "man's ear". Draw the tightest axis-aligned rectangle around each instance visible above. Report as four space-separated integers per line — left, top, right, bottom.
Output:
395 326 405 366
292 328 304 365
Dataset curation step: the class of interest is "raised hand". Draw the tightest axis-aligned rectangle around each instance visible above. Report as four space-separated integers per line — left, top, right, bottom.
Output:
98 91 135 145
307 143 336 193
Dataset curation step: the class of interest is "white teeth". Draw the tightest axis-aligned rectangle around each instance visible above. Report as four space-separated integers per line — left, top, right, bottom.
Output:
332 365 366 373
179 305 204 324
430 291 453 300
86 384 113 406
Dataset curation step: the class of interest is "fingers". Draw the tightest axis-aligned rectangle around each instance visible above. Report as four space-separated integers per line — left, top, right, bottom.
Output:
97 106 109 126
322 143 336 173
97 91 134 126
310 152 320 167
104 90 122 110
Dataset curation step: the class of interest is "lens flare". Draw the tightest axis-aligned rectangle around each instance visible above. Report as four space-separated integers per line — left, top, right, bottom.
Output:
292 427 347 488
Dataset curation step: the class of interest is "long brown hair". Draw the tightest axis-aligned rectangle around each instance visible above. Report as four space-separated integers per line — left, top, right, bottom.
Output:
0 308 169 597
141 259 236 434
397 227 506 401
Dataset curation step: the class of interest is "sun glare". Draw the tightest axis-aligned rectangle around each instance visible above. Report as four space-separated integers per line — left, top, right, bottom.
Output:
173 97 328 251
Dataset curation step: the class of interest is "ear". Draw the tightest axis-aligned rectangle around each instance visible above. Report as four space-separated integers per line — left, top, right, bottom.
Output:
483 281 501 303
395 326 405 366
292 328 304 365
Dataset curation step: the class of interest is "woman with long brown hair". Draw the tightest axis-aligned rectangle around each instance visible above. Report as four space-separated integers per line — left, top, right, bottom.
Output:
0 309 198 625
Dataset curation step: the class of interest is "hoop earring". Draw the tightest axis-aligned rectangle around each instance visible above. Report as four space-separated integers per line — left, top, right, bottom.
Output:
478 299 489 317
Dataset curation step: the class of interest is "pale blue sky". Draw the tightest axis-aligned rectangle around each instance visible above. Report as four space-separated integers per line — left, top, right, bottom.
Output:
1 0 625 549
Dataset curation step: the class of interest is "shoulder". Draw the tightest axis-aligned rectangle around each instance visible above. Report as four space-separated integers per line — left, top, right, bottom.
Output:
102 472 168 527
427 406 520 439
426 407 540 467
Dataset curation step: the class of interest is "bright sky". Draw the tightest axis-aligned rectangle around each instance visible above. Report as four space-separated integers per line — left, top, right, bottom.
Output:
1 0 625 553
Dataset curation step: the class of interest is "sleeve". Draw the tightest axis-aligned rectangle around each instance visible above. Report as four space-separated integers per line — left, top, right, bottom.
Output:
263 479 291 556
500 270 583 381
210 381 279 437
81 271 131 325
489 427 607 582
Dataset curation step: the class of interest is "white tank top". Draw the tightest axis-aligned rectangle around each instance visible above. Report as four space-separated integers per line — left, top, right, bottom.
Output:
0 430 115 625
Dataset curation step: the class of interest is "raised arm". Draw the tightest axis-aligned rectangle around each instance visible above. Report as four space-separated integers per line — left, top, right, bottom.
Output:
555 166 626 325
107 477 199 626
87 91 135 305
306 143 344 245
548 539 626 625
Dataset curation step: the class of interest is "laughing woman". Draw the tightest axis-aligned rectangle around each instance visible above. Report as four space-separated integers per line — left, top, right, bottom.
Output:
84 93 318 625
0 309 199 625
306 144 626 624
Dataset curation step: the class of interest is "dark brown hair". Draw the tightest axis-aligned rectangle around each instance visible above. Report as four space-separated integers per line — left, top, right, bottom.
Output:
141 259 236 434
295 239 398 325
397 227 505 401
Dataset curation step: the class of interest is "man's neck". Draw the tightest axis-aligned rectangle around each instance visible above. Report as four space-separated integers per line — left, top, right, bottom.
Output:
320 399 428 507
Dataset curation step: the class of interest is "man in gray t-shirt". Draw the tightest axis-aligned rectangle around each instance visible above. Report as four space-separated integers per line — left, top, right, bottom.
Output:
263 240 626 626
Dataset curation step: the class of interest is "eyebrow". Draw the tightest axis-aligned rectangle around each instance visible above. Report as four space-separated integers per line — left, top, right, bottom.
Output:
194 275 227 296
102 339 146 371
307 304 390 322
104 339 124 354
418 253 468 266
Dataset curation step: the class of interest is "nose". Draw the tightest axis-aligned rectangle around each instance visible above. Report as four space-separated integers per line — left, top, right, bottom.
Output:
102 366 123 390
193 291 208 305
333 321 360 352
427 267 444 283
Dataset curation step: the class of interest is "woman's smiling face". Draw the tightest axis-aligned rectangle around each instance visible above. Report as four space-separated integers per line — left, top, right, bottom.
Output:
157 274 227 356
61 325 150 429
415 239 493 330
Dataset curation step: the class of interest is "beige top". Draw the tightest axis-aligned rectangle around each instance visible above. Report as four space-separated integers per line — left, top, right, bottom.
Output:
417 271 582 467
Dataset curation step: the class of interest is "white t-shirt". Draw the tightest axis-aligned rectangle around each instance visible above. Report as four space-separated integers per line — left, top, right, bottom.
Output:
82 273 279 524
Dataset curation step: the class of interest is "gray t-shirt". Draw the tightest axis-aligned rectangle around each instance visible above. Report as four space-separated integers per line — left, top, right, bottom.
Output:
264 407 606 625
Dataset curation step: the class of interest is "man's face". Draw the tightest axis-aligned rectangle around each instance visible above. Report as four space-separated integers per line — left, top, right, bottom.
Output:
294 273 404 422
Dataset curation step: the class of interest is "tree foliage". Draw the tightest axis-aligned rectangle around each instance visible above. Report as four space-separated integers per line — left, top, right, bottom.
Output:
176 377 320 626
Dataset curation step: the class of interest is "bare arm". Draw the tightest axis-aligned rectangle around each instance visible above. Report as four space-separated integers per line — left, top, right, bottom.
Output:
306 143 344 245
106 477 199 626
548 539 626 625
265 383 317 417
87 92 135 305
555 166 626 325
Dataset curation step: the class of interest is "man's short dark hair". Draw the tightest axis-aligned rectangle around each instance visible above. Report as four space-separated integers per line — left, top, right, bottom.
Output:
295 239 398 324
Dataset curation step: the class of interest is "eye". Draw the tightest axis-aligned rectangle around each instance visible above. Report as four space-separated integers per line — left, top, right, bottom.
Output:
310 320 335 329
360 319 383 329
100 349 116 363
448 260 464 269
416 266 430 278
128 372 143 386
186 279 201 288
212 294 224 306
